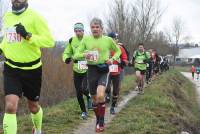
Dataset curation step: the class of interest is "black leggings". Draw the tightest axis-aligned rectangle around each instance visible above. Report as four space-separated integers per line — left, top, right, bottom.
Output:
74 72 90 112
146 62 153 81
106 74 121 107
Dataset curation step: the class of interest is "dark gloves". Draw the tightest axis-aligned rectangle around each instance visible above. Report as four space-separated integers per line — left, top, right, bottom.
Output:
120 61 127 68
15 23 32 40
65 58 71 64
143 59 149 63
128 62 133 67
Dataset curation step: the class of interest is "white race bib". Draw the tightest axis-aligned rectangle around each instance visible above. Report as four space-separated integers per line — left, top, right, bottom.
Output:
78 61 88 70
146 63 149 67
5 27 22 43
87 51 99 62
109 64 118 73
137 60 144 64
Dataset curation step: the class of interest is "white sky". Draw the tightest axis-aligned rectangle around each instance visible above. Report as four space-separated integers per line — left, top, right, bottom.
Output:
158 0 200 43
1 0 200 43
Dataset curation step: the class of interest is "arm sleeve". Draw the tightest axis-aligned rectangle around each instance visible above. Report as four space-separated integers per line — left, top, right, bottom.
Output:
29 14 55 48
120 46 128 62
110 39 121 61
62 42 73 62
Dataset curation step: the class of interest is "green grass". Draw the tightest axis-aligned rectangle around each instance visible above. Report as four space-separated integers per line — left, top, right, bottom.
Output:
120 74 136 96
0 75 136 134
103 70 200 134
174 66 191 72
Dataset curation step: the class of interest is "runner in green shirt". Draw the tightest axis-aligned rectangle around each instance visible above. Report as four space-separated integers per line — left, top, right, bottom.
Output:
132 43 150 94
62 23 92 120
74 18 121 133
0 0 54 134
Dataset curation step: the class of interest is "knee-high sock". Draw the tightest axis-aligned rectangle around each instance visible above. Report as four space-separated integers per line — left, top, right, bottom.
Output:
93 103 99 124
3 113 17 134
98 102 106 127
31 107 43 132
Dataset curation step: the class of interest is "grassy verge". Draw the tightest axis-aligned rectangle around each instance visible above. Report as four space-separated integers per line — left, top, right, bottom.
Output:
103 70 200 134
174 66 190 72
0 75 136 134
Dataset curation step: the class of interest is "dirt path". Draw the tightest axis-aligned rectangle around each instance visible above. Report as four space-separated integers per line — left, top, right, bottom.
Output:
181 72 200 105
71 89 139 134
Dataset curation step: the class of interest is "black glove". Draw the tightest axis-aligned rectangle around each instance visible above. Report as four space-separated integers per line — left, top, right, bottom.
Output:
128 62 133 67
120 61 127 68
65 58 71 64
15 23 31 40
143 59 149 63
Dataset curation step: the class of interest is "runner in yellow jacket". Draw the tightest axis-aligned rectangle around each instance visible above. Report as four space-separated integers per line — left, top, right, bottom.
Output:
0 0 54 134
62 23 92 120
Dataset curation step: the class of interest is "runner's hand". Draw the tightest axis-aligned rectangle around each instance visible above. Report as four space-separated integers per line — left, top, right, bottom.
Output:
84 53 92 60
128 61 133 66
15 23 31 40
121 60 128 67
106 59 113 65
65 58 71 64
143 59 148 63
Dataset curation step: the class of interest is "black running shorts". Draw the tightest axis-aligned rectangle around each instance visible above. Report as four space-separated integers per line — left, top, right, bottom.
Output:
87 65 110 95
135 68 146 75
3 63 42 101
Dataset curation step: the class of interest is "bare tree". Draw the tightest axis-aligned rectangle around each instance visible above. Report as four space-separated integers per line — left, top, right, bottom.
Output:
106 0 137 53
134 0 164 43
173 17 184 47
171 16 184 67
105 0 164 55
146 31 172 56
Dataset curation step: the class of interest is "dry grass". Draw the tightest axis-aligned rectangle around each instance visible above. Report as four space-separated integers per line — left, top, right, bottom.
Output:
0 45 76 114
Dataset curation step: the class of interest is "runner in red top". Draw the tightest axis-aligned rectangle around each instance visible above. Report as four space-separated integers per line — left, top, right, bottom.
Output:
106 32 128 114
191 65 195 80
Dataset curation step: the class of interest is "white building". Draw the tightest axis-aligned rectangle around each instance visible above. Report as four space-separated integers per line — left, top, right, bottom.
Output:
176 47 200 64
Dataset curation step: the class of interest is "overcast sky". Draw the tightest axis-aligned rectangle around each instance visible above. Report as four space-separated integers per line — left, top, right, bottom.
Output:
1 0 200 43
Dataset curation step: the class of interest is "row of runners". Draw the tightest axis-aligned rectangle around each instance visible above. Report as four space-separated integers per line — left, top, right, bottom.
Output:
191 65 200 80
0 0 165 134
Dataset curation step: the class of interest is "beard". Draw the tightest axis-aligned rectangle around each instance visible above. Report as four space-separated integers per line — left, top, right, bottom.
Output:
12 2 27 12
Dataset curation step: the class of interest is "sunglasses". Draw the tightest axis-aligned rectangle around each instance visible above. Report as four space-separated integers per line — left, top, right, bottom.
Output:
11 0 26 2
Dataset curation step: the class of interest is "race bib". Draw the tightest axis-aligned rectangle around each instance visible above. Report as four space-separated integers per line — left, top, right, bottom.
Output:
137 60 144 64
146 63 149 67
109 64 118 73
78 61 88 70
87 51 99 62
5 27 22 43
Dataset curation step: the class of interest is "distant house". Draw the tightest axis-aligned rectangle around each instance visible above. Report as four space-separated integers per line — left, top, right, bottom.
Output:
176 47 200 65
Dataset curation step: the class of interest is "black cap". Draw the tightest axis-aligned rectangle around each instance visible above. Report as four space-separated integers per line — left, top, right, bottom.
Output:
108 32 117 39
